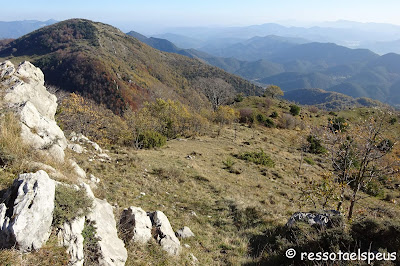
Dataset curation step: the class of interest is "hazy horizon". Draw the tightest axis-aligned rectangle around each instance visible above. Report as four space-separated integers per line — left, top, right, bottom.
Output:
2 0 400 34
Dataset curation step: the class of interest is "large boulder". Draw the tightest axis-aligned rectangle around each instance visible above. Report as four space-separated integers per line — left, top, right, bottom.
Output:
87 197 127 266
58 217 85 266
120 206 152 244
0 170 55 252
0 61 67 162
149 211 181 256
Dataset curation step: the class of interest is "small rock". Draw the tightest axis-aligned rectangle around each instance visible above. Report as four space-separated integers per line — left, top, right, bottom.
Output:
69 160 86 179
184 244 191 248
175 226 195 239
68 143 84 154
190 253 199 265
98 153 110 160
190 211 197 217
89 174 100 184
140 192 146 196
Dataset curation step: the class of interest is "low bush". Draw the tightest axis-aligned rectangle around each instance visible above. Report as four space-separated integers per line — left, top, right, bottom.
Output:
307 135 327 154
265 118 275 128
289 104 300 116
237 150 274 167
270 111 279 118
53 185 93 228
137 130 166 149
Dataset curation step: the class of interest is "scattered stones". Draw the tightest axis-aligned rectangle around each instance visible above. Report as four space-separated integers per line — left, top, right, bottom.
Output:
120 207 152 244
149 211 181 256
0 170 55 252
175 226 195 239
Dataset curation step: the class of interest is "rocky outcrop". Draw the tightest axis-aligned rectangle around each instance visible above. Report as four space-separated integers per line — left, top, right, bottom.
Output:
286 210 341 228
0 61 67 162
120 207 152 244
0 170 55 252
86 192 127 265
175 226 195 239
58 217 85 266
149 211 181 256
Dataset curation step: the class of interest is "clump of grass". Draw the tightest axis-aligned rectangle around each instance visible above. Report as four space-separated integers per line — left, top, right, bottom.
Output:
237 150 274 167
304 157 315 165
152 167 183 180
223 157 235 170
53 185 93 228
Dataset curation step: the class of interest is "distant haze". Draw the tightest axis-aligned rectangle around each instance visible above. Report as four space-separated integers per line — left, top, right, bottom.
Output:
2 0 400 34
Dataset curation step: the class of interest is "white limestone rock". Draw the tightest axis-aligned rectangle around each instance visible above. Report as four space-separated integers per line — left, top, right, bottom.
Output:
0 170 55 252
149 211 181 256
58 217 85 266
175 226 195 239
68 143 85 154
120 207 152 244
87 198 127 266
0 61 67 162
69 160 87 179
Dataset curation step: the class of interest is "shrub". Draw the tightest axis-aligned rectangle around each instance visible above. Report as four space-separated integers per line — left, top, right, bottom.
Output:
328 116 348 132
234 93 244 102
214 105 239 125
270 111 279 118
53 185 93 228
289 104 300 116
256 113 267 123
389 117 397 125
278 113 296 129
137 130 166 149
239 108 255 124
82 220 101 265
223 157 235 170
363 180 384 197
238 150 274 167
306 135 326 154
265 118 275 128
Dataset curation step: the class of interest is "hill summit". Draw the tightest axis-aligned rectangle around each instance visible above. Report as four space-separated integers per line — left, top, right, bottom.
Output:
0 19 261 114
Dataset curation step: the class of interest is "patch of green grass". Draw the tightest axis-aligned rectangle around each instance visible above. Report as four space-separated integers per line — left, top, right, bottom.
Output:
304 157 315 165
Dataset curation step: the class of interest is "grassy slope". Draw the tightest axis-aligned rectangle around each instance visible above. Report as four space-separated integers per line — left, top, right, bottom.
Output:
69 100 400 265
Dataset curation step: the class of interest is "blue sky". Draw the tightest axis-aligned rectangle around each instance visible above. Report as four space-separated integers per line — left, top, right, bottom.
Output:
3 0 400 33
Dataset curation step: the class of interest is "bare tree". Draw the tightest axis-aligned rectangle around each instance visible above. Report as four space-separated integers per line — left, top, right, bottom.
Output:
194 77 235 111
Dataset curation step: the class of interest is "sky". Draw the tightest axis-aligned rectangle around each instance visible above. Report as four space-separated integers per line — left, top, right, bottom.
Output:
3 0 400 34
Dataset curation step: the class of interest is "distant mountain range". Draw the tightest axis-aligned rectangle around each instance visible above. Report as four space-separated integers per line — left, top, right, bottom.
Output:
0 19 57 39
130 30 400 107
154 20 400 54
